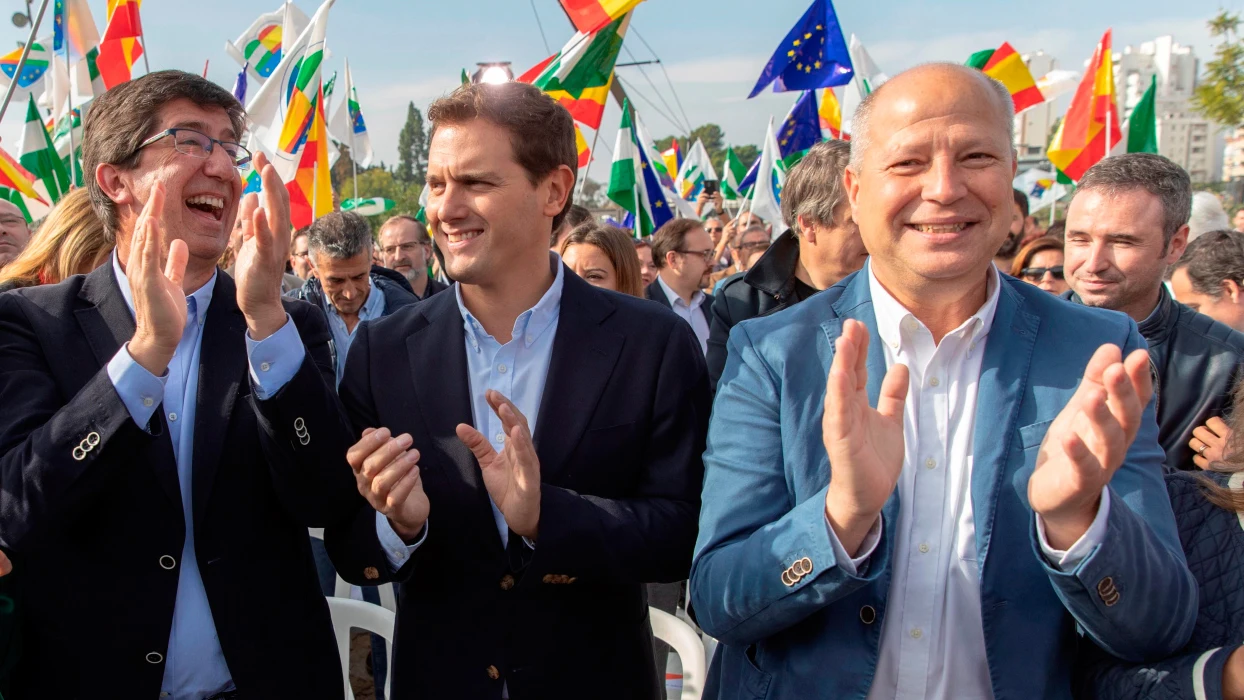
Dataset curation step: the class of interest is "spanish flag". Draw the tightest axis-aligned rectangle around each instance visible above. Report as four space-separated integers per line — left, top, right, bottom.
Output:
95 0 143 89
1047 29 1121 182
559 0 644 34
966 42 1044 113
574 122 590 168
819 87 847 140
0 144 46 204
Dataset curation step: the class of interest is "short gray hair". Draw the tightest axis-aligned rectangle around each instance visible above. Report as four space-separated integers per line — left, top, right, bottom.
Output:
307 211 373 259
781 139 851 234
849 63 1015 171
1188 191 1231 243
1075 153 1192 251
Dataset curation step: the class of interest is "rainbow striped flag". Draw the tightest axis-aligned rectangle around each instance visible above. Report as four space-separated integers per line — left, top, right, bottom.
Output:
559 0 644 33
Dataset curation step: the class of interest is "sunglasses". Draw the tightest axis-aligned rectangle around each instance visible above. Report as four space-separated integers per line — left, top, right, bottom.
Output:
1020 265 1064 282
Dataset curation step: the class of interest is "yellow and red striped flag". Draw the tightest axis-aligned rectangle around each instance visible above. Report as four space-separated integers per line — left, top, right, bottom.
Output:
559 0 644 33
1047 29 1121 182
517 12 630 130
574 122 590 168
0 145 47 203
96 0 143 89
966 42 1044 113
819 87 847 140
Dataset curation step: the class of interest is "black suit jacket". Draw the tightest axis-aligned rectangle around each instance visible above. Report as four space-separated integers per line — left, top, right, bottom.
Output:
269 268 710 699
645 277 713 328
0 264 355 698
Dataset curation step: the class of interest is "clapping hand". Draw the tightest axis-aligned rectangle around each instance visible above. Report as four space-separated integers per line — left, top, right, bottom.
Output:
347 427 430 541
1028 345 1152 549
457 390 542 540
822 319 910 556
125 182 188 376
234 152 292 340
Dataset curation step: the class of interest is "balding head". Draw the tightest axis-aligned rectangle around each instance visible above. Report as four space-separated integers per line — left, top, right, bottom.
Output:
850 63 1015 171
0 199 29 269
843 62 1018 294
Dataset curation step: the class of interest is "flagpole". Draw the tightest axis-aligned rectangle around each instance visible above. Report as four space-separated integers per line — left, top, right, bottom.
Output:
0 0 50 123
139 22 151 74
64 0 77 189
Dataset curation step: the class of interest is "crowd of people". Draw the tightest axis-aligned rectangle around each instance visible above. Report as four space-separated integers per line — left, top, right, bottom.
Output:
1 62 1244 700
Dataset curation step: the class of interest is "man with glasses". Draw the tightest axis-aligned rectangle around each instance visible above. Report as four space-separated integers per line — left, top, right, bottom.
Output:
0 200 30 270
646 219 716 354
290 227 314 280
0 71 352 697
378 214 446 300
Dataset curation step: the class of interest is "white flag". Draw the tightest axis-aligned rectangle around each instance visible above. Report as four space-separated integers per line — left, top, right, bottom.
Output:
750 117 787 232
225 2 310 87
328 59 372 167
1014 168 1066 214
674 139 719 201
849 34 888 100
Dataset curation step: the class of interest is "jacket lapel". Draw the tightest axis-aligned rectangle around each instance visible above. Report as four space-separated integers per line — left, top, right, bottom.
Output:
645 280 672 309
970 279 1040 567
73 262 183 509
532 271 623 483
190 273 249 526
404 291 501 550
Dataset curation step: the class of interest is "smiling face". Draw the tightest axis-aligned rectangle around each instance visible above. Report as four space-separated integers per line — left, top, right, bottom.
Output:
1064 187 1188 321
103 98 243 272
845 66 1016 293
426 118 567 289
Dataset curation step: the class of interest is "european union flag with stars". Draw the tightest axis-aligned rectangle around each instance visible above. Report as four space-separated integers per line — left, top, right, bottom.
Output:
748 0 854 98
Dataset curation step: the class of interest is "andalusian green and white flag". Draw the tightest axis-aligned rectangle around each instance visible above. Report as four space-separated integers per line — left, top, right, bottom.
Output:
608 101 675 237
721 146 748 201
20 94 70 204
328 59 372 167
750 117 787 232
341 197 394 217
849 34 888 99
414 184 429 224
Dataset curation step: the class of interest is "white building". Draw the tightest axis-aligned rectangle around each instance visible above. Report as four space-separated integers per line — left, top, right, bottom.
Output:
1015 50 1059 165
1115 36 1222 183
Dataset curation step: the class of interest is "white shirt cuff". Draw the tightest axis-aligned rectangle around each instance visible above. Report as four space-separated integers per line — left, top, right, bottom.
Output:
245 315 305 400
376 510 427 571
1036 487 1111 571
107 344 168 430
824 513 883 576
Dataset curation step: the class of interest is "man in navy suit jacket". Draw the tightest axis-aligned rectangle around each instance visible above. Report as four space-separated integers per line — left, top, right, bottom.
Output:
690 63 1196 699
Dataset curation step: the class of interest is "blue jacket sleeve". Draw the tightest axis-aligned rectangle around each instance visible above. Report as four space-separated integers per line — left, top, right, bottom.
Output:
1037 321 1198 662
689 321 891 646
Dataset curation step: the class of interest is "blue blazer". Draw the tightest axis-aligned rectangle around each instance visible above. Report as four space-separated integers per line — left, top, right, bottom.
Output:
690 268 1198 699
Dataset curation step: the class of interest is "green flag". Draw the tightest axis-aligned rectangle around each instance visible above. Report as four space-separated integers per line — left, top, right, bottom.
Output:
461 68 470 85
1127 75 1159 155
721 146 748 201
19 95 70 203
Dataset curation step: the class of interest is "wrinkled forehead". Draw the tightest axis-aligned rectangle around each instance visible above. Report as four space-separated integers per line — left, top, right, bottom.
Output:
152 98 239 142
0 199 26 222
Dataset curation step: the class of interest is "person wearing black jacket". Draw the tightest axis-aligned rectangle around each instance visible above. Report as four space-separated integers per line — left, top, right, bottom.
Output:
706 140 866 390
1064 153 1244 472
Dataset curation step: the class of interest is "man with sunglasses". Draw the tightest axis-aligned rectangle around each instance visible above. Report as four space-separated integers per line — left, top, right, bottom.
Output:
1064 153 1244 473
0 71 352 697
646 218 716 354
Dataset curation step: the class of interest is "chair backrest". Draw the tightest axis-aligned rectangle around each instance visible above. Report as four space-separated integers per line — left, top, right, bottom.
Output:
649 606 706 700
327 597 395 700
310 528 397 612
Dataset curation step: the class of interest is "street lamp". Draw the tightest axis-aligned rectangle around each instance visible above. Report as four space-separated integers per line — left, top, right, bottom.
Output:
471 62 513 85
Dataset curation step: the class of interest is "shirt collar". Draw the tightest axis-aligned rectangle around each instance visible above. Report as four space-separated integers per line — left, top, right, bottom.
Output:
111 250 217 321
455 252 564 349
354 276 383 321
867 259 1000 351
657 273 705 311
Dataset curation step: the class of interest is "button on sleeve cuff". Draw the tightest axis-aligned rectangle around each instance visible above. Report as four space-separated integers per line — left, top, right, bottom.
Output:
246 315 305 399
376 510 427 571
107 344 168 430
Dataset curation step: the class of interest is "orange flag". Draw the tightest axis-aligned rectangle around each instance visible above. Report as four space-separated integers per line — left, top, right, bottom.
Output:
96 0 143 89
1047 29 1121 182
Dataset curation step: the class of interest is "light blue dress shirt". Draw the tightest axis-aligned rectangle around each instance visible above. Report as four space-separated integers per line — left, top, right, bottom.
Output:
105 253 306 699
377 257 565 569
322 277 385 386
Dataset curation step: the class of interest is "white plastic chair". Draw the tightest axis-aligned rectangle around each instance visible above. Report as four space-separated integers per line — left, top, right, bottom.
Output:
650 606 706 700
309 528 397 612
327 597 395 700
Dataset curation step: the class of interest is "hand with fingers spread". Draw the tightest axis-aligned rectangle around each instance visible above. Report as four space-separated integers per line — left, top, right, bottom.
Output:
347 427 429 541
126 182 189 376
1029 345 1153 549
234 152 294 340
456 390 542 540
822 319 911 556
1191 416 1232 469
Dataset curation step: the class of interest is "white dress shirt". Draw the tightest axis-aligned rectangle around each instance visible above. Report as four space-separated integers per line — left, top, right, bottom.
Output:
839 262 1110 700
657 273 709 354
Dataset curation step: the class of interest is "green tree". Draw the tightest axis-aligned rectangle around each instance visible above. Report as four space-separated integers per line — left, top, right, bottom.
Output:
349 167 423 232
1193 11 1244 128
578 178 606 208
653 123 754 176
733 144 760 170
396 102 428 184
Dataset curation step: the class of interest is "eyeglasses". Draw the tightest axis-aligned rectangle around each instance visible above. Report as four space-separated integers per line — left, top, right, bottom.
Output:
134 128 252 168
291 251 309 259
704 226 724 234
380 242 428 256
1020 265 1064 282
737 240 771 252
677 248 716 263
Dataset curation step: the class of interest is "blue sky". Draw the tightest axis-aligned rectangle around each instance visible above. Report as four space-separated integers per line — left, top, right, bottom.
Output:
0 0 1238 184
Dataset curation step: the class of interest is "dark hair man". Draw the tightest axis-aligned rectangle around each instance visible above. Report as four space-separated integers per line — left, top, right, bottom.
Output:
1064 153 1244 472
264 81 709 698
290 227 313 280
706 139 866 390
645 218 715 354
0 70 354 697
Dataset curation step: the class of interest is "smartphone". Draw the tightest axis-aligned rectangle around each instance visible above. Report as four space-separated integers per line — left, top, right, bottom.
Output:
703 180 720 196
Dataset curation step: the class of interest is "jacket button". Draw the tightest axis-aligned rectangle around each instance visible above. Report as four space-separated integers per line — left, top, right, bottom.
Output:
781 570 795 587
486 665 500 680
158 555 176 570
364 567 380 580
860 605 876 624
500 574 515 590
146 651 163 664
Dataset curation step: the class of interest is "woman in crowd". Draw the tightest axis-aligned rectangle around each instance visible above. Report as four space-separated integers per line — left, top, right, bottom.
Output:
559 222 644 297
0 189 110 293
634 237 657 287
1009 236 1068 295
1169 229 1244 332
1077 380 1244 698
